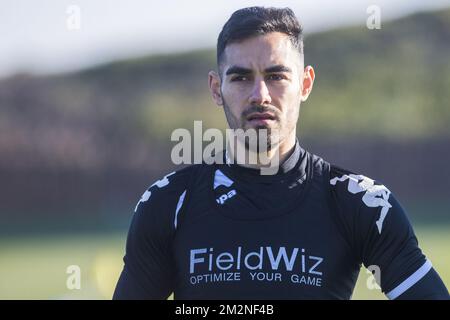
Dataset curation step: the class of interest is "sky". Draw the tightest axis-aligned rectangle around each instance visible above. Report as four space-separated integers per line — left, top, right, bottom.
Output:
0 0 449 78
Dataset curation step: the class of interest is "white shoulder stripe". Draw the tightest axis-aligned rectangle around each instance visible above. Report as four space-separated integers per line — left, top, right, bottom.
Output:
386 259 433 300
174 190 187 229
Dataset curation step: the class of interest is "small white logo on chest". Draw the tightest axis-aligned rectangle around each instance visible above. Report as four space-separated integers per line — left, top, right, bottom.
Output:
216 189 237 205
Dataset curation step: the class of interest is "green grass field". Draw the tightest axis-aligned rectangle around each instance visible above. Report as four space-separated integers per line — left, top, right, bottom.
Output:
0 225 449 300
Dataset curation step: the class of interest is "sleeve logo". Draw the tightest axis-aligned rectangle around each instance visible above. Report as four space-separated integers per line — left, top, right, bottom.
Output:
330 174 392 234
134 171 175 212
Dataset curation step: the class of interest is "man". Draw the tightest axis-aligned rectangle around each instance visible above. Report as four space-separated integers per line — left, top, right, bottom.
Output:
113 7 449 299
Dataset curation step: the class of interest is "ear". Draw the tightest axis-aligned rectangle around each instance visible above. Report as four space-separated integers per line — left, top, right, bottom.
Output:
208 70 223 106
301 66 315 102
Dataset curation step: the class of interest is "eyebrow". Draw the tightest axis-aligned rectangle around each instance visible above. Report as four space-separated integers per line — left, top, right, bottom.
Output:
264 65 292 73
225 64 292 76
225 66 252 76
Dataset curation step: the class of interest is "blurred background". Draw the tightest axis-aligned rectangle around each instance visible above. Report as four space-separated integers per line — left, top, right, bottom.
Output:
0 0 449 299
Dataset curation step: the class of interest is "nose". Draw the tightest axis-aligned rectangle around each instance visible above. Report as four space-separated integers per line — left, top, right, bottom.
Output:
249 78 272 106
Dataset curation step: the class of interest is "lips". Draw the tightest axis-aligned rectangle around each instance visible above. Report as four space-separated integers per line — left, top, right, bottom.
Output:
247 113 276 121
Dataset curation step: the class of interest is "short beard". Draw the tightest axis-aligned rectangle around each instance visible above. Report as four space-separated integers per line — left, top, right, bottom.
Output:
242 126 277 152
222 98 281 153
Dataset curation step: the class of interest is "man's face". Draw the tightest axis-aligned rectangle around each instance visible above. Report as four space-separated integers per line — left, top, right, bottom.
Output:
209 32 314 149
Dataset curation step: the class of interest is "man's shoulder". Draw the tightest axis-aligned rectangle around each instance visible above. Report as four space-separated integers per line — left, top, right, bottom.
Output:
133 164 205 213
304 152 388 211
328 164 391 199
328 163 398 231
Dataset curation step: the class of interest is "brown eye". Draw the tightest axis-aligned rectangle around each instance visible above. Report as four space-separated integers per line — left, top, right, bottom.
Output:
267 74 284 81
231 76 249 82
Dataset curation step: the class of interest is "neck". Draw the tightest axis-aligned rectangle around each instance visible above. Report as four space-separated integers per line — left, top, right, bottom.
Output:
226 133 297 172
